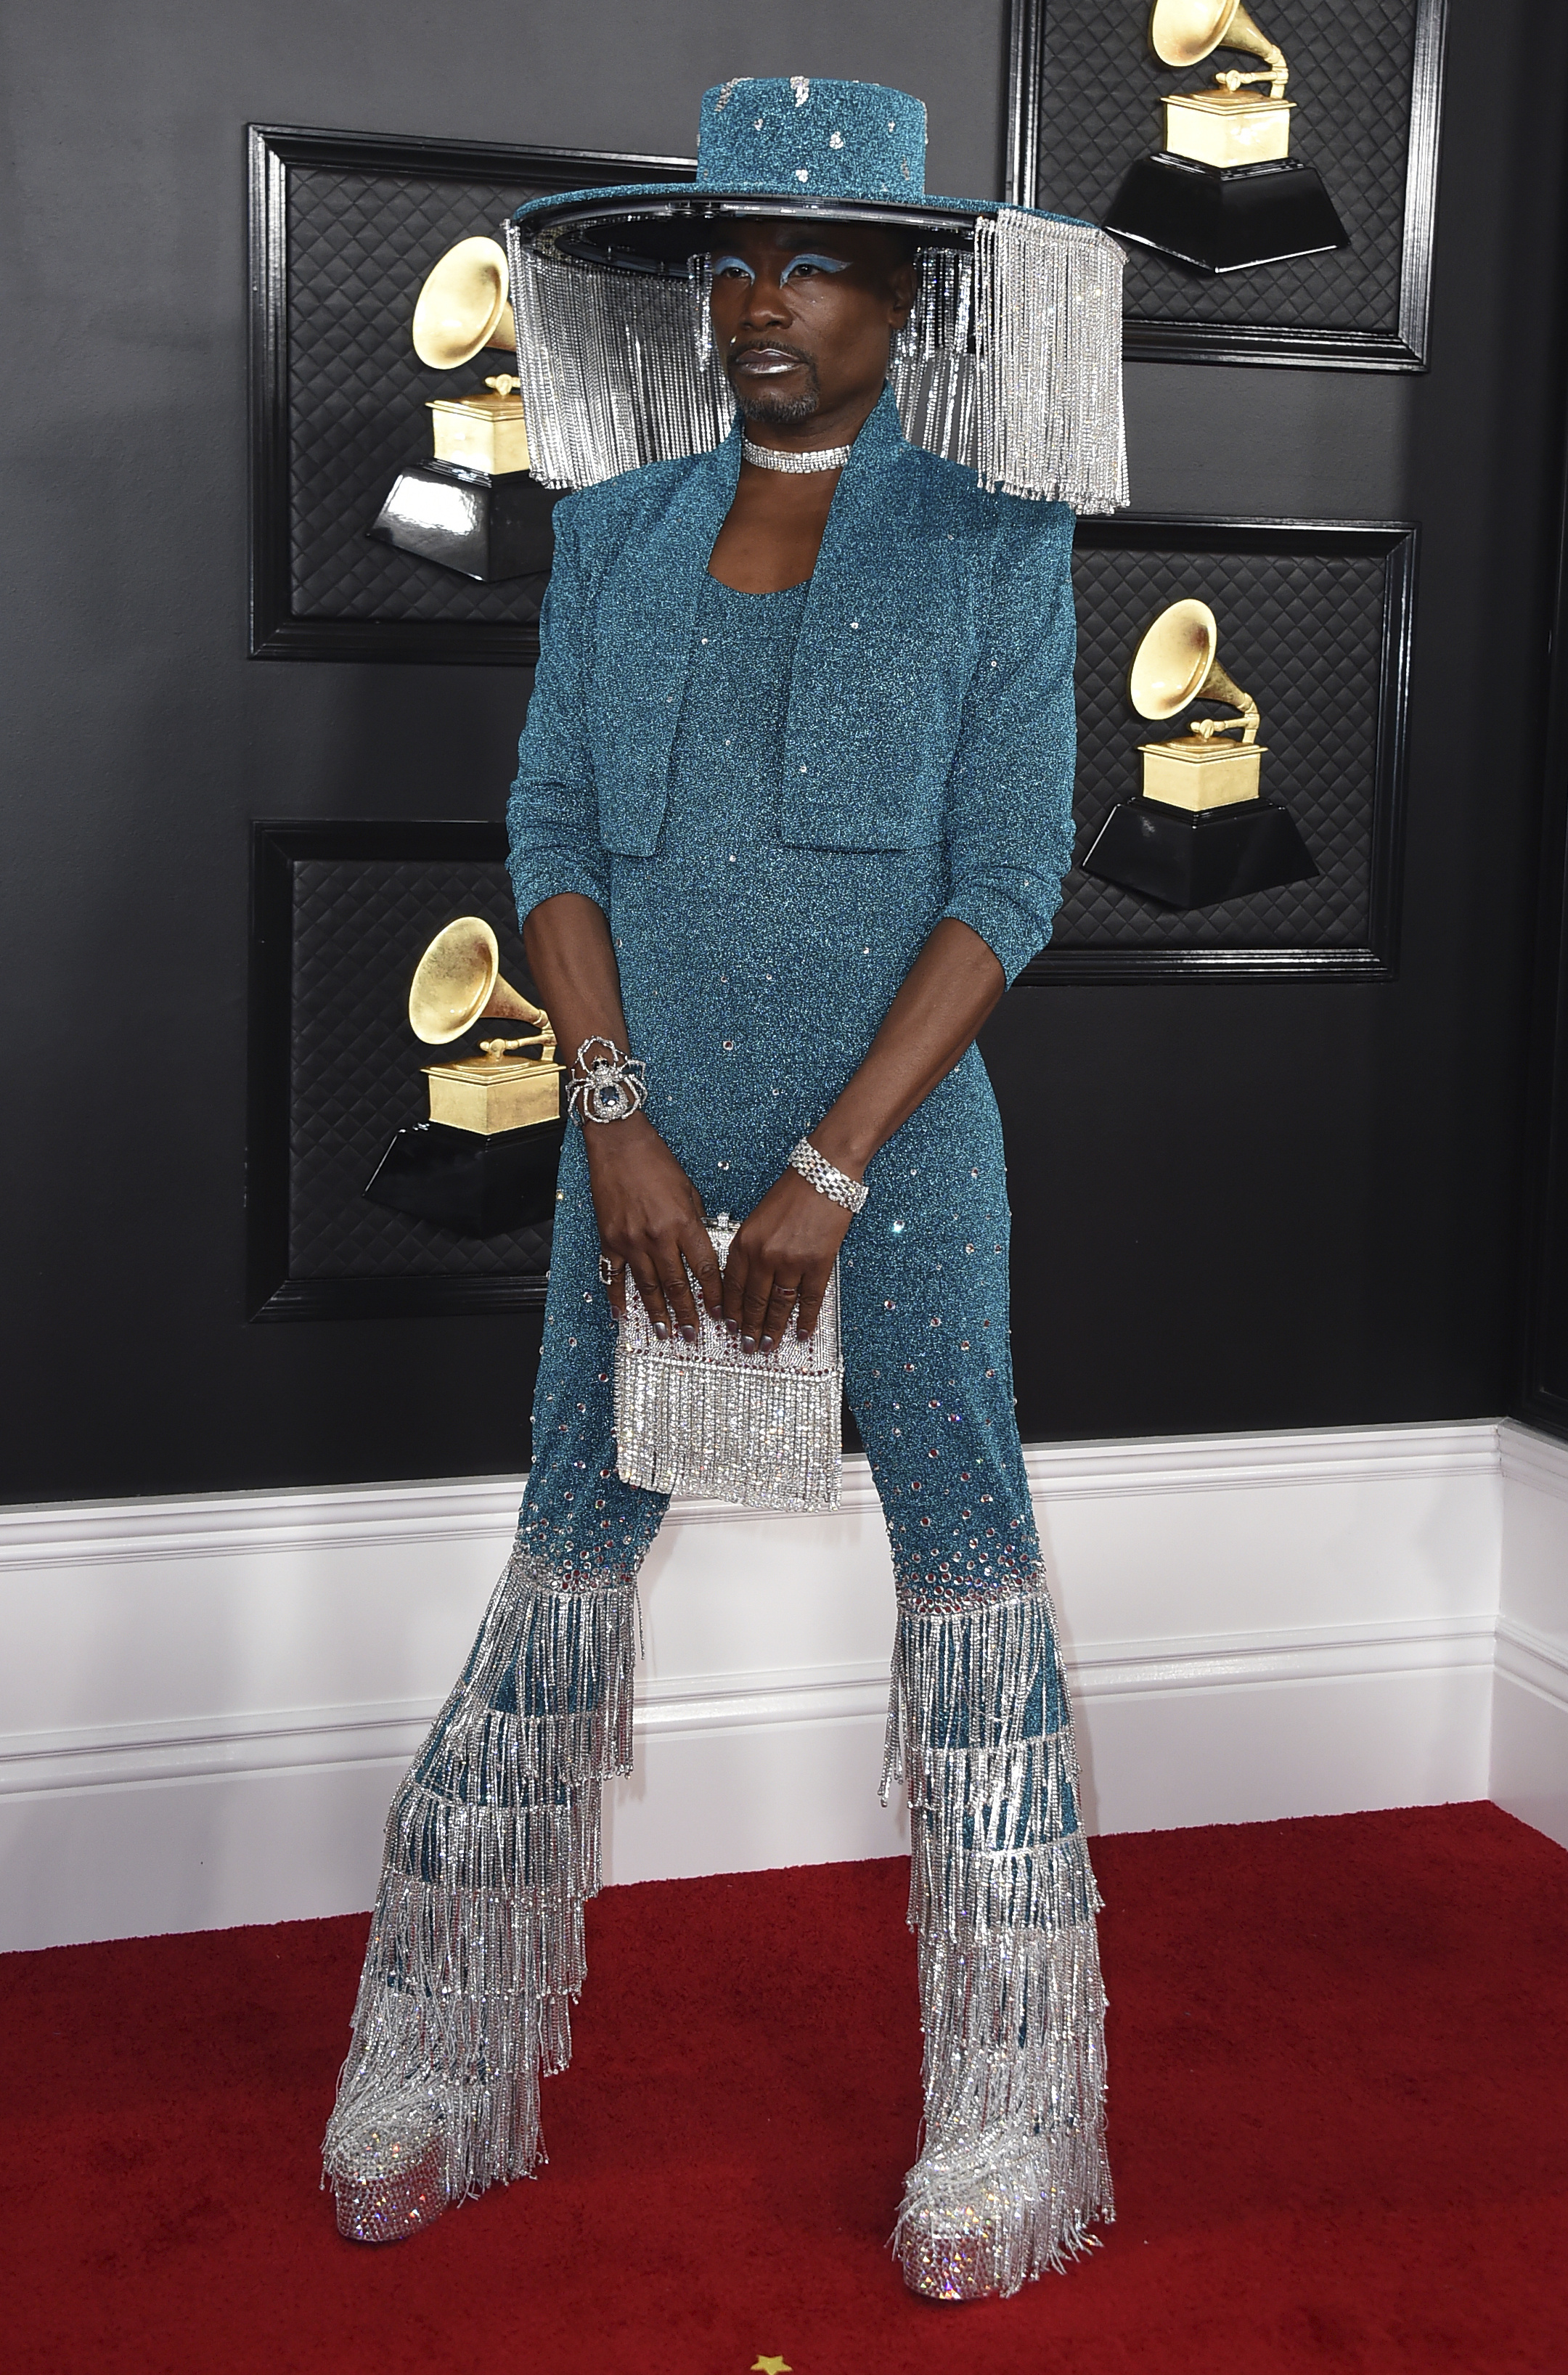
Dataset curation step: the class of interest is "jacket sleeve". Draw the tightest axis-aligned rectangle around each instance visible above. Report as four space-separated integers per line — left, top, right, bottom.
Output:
506 496 611 925
938 497 1077 986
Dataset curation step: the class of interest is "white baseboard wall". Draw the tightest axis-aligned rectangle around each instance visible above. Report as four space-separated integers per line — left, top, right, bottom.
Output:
1 1419 1564 1953
1493 1427 1568 1850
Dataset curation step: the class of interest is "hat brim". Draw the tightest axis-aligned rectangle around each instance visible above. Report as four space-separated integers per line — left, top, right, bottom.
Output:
513 182 989 272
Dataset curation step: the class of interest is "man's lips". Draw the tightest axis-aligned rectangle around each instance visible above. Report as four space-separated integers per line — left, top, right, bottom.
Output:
730 344 810 376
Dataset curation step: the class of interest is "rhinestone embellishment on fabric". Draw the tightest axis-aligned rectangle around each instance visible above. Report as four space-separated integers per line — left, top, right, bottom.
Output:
740 436 852 475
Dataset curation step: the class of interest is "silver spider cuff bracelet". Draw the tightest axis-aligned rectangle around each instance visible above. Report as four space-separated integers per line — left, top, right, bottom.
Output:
568 1038 648 1125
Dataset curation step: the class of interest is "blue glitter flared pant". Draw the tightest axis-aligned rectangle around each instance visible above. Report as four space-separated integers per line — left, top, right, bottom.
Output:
324 1088 1113 2291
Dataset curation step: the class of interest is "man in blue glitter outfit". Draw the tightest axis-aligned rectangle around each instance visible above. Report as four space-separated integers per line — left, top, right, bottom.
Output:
324 78 1126 2302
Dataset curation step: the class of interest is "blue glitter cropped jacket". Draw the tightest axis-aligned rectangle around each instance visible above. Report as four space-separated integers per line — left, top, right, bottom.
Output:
509 385 1078 984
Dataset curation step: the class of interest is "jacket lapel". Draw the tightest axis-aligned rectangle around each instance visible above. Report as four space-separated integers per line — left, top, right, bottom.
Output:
783 388 980 848
592 422 742 856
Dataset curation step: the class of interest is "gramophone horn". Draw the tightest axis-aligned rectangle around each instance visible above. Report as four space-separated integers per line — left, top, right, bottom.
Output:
411 237 516 370
1149 0 1288 84
408 917 547 1044
1130 597 1217 715
1130 599 1260 743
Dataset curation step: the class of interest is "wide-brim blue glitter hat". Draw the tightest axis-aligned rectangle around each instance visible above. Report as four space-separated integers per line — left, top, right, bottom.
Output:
504 76 1127 512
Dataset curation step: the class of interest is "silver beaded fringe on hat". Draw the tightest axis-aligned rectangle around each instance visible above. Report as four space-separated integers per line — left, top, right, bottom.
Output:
892 213 1128 511
505 209 1127 511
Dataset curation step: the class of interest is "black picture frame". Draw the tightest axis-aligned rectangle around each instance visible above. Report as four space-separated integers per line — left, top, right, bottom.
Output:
247 125 695 666
1006 0 1448 371
1514 372 1568 1441
248 817 551 1320
1023 515 1417 983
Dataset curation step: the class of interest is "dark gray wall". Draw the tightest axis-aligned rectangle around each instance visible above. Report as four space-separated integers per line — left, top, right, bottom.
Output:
2 1 1564 1501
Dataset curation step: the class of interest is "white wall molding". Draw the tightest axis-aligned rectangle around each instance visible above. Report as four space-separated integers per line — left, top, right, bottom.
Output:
1498 1418 1568 1507
1066 1611 1497 1697
0 1476 528 1574
1495 1613 1568 1712
1490 1422 1568 1852
1 1611 1502 1805
1 1415 1562 1951
1024 1420 1500 1499
0 1418 1503 1574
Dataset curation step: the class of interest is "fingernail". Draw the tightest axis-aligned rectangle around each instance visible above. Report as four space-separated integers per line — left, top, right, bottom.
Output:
679 1324 697 1344
653 1320 669 1339
740 1335 756 1354
759 1336 775 1352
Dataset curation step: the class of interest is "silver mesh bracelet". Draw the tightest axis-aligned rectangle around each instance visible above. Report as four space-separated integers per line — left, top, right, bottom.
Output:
788 1136 869 1214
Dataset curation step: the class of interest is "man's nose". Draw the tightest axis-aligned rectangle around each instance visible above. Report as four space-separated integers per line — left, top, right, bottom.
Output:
738 277 790 330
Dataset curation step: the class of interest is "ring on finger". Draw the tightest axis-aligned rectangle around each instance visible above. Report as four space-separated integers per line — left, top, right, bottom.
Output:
759 1285 800 1349
598 1253 618 1289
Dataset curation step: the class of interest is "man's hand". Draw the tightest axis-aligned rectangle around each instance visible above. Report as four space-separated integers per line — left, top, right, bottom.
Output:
722 1167 852 1352
587 1116 723 1343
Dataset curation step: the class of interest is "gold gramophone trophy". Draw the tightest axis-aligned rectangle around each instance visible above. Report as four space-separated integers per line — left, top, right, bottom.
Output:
1105 0 1347 274
363 918 567 1236
1082 599 1318 905
369 239 559 583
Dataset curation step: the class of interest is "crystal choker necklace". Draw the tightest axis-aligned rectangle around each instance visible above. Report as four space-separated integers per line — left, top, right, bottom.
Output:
741 436 852 475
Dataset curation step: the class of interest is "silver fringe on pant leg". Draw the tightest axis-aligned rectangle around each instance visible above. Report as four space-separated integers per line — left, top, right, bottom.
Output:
883 1570 1114 2299
322 1542 639 2230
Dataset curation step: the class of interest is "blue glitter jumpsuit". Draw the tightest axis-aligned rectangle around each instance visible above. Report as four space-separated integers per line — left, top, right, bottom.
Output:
526 568 1040 1598
326 398 1114 2288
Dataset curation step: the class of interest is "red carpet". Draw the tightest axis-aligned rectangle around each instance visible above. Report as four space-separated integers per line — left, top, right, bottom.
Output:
4 1802 1564 2374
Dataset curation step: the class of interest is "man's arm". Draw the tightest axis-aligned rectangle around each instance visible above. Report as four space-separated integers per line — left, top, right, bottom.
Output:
510 504 723 1345
524 891 724 1344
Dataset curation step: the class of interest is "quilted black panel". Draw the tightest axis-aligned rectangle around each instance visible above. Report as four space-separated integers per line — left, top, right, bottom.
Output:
287 165 563 624
1052 539 1387 949
1026 0 1418 332
287 857 552 1278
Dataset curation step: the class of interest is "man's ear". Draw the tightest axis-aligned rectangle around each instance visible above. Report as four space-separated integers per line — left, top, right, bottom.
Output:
888 257 916 328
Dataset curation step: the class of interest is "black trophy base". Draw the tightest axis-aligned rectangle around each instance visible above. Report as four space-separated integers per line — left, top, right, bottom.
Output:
1083 798 1319 909
1104 153 1349 275
369 462 560 583
364 1117 566 1237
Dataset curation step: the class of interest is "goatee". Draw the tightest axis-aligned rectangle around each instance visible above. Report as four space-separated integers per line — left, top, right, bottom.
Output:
727 350 821 428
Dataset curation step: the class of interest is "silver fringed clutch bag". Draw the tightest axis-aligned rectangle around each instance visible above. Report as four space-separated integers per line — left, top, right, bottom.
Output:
614 1214 842 1511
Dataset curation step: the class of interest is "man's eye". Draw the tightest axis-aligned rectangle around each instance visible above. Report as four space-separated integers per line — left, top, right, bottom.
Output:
712 258 753 282
780 253 850 283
